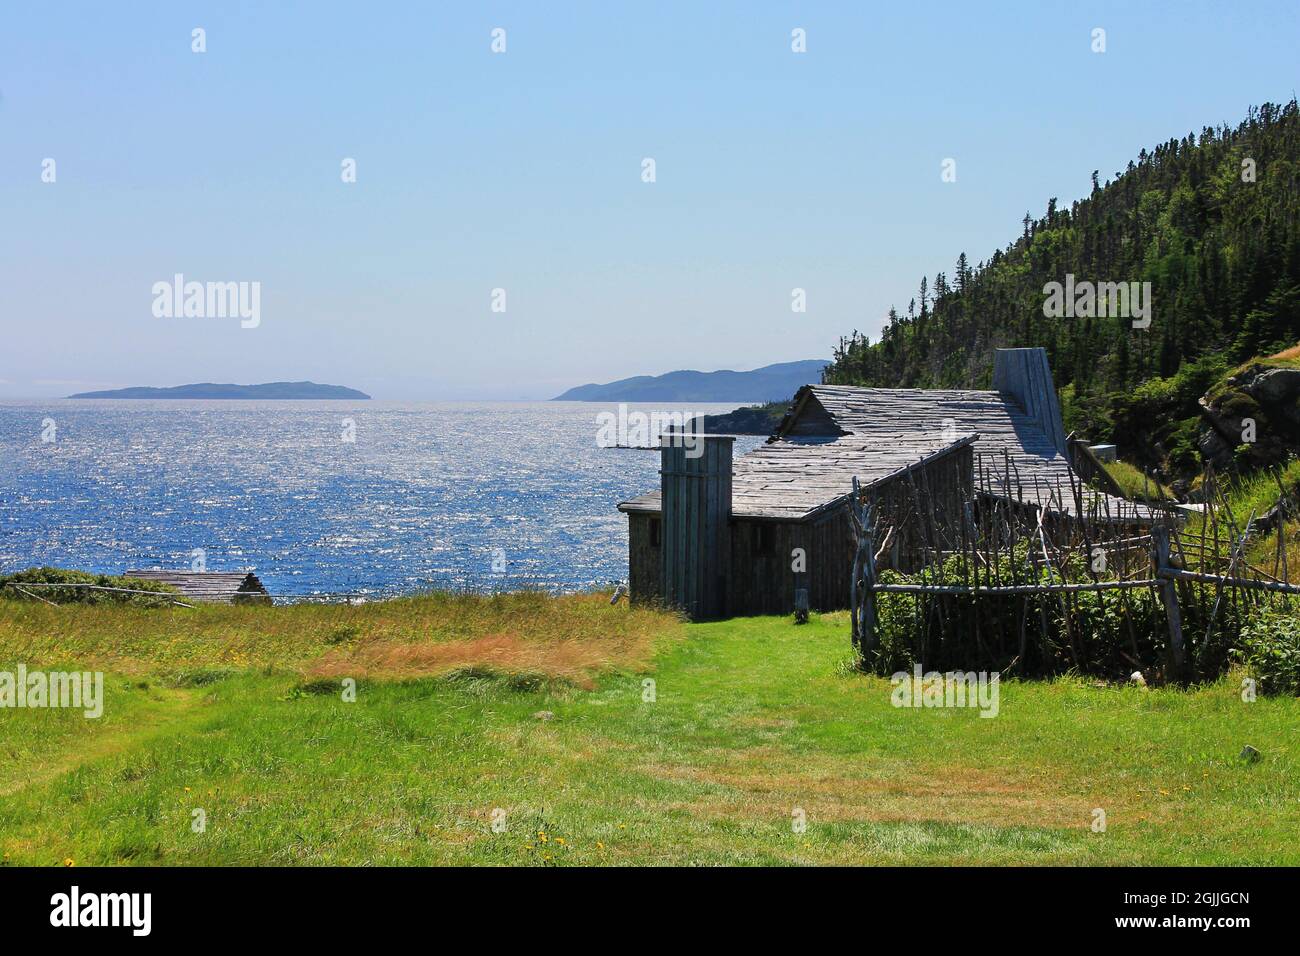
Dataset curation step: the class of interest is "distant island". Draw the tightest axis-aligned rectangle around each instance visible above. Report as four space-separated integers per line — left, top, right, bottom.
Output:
68 381 371 400
553 359 828 402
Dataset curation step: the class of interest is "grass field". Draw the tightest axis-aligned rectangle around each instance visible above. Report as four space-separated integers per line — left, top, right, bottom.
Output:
1 594 1296 866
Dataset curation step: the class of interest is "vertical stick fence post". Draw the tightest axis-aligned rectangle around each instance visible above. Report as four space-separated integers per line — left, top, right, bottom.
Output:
1152 524 1187 681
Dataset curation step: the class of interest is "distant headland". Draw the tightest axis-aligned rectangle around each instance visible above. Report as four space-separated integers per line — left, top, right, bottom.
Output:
553 360 828 402
68 381 371 400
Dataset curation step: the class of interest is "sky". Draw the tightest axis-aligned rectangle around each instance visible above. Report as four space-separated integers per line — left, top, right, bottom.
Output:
1 1 1297 400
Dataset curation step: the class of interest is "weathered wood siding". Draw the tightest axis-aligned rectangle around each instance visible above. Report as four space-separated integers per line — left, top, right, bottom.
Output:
781 392 842 437
727 508 855 614
991 347 1068 456
627 512 662 605
660 436 733 619
626 444 973 617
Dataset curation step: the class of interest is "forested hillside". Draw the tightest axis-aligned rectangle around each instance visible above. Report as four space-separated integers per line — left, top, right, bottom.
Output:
824 100 1300 477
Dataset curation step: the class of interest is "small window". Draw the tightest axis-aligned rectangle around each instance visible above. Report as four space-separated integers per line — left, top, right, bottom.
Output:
753 523 775 555
649 518 661 548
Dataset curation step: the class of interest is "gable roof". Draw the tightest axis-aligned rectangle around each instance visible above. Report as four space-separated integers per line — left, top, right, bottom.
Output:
618 347 1170 528
777 385 1164 521
618 427 979 521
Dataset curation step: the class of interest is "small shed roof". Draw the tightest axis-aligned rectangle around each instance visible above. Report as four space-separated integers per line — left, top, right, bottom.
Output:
124 570 271 604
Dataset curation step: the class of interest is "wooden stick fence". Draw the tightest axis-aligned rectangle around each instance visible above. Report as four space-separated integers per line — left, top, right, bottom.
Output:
850 457 1299 682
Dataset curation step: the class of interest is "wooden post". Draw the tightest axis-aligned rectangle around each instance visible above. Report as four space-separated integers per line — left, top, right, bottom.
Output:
1152 525 1186 680
793 587 809 624
858 492 878 655
848 476 877 656
862 520 878 654
849 482 863 650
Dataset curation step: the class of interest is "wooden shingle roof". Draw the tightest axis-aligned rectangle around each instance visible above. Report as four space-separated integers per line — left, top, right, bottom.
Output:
618 380 1169 524
124 570 271 604
619 430 979 521
781 385 1165 521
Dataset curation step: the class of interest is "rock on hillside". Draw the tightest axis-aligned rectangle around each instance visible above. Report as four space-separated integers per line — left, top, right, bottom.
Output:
1199 363 1300 471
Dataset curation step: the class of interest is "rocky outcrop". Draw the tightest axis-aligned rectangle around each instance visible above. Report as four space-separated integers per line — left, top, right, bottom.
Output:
1198 363 1300 471
701 402 789 435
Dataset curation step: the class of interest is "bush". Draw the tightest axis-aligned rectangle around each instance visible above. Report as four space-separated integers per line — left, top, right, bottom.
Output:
0 567 179 606
1108 352 1229 476
1235 605 1300 696
858 547 1254 683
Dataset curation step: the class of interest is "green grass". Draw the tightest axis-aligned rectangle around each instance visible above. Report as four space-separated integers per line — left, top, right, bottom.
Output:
2 597 1296 866
1212 458 1300 522
1099 460 1176 502
1183 458 1300 573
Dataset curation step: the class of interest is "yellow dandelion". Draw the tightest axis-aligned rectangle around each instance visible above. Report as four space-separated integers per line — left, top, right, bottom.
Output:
596 842 605 850
555 838 566 845
63 858 75 867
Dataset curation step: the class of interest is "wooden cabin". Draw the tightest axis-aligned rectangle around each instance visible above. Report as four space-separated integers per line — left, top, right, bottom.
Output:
618 347 1160 620
124 569 272 604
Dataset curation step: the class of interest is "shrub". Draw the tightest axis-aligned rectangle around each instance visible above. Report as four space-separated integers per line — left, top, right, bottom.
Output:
1235 605 1300 696
859 547 1252 682
0 567 179 606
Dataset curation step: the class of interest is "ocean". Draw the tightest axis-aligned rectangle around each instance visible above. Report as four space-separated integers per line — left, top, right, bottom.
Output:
0 400 763 599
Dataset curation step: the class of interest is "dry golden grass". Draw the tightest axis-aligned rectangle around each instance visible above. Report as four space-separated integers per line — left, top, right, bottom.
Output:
307 629 662 688
1265 342 1300 362
0 590 681 687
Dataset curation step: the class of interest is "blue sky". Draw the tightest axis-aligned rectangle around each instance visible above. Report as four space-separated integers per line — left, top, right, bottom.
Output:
1 1 1296 399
